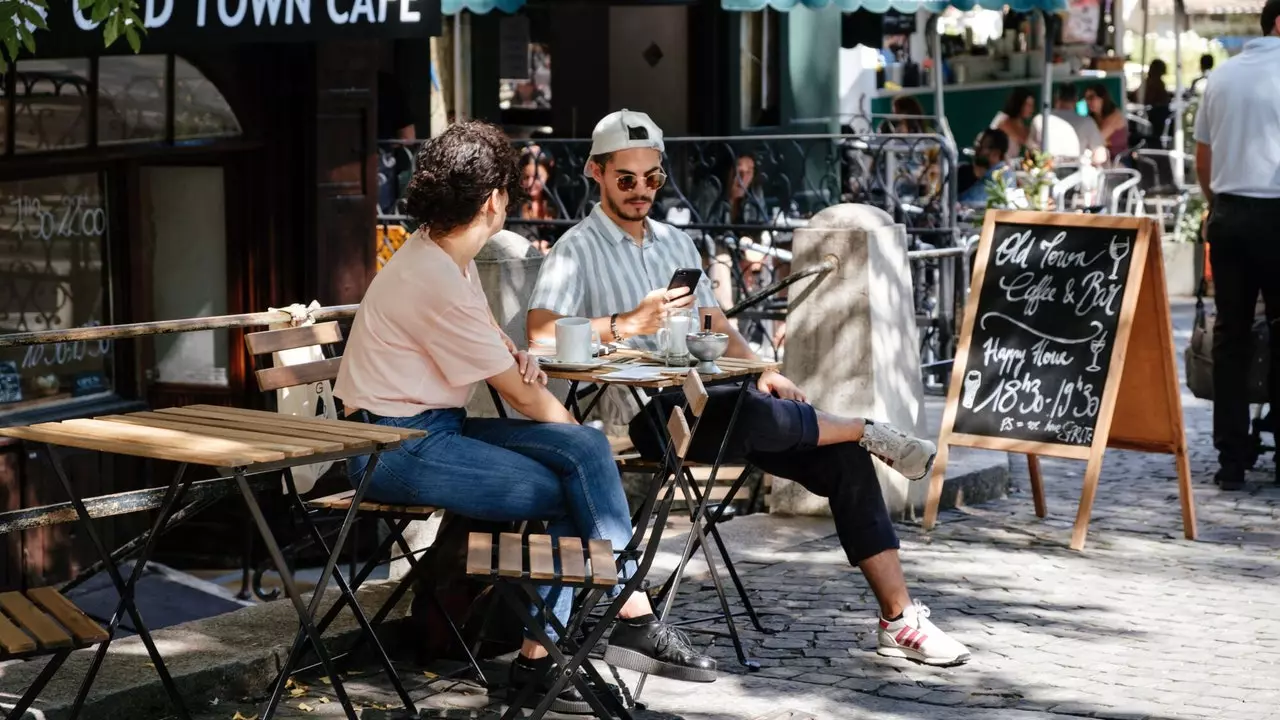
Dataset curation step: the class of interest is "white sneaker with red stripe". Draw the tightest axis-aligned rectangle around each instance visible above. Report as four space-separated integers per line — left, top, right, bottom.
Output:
877 600 971 666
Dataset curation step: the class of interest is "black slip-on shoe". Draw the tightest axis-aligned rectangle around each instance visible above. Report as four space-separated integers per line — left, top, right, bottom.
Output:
1216 466 1246 491
507 655 620 715
603 618 718 683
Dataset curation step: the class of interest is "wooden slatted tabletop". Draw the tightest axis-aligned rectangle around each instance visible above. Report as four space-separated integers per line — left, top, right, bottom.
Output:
541 349 779 388
0 405 424 468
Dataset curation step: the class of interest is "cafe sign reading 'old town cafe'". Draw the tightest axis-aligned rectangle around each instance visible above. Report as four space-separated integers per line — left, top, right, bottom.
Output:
0 0 441 587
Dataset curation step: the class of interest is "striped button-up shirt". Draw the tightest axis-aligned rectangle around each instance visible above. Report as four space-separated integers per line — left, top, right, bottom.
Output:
528 204 719 351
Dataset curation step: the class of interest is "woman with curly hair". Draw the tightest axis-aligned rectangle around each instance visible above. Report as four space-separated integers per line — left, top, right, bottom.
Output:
334 120 716 713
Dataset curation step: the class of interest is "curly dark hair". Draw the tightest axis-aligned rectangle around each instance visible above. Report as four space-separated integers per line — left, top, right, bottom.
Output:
401 120 527 236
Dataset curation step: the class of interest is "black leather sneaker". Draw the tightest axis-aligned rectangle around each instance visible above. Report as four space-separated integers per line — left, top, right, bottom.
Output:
507 655 593 715
603 616 717 683
1216 466 1246 491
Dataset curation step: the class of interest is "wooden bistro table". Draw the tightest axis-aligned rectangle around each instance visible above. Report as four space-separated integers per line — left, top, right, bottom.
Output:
535 349 780 673
0 406 423 720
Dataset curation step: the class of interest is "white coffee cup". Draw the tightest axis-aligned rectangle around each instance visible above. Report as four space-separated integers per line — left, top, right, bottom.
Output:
555 317 599 363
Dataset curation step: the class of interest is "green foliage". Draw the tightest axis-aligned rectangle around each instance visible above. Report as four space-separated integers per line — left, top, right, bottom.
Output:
985 151 1057 212
0 0 144 71
1177 193 1208 244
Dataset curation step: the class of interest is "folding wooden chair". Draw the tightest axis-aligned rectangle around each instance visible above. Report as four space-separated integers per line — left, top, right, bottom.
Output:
465 371 711 720
0 588 109 719
242 321 485 718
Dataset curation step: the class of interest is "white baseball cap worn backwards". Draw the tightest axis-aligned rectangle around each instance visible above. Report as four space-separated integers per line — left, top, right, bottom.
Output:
589 109 665 157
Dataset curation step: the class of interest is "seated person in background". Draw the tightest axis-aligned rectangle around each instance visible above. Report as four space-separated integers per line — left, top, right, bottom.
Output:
958 129 1013 205
511 149 558 253
1030 84 1108 165
1191 53 1215 95
334 120 717 713
1085 84 1129 163
528 109 972 667
1141 60 1174 147
886 96 934 135
989 88 1035 161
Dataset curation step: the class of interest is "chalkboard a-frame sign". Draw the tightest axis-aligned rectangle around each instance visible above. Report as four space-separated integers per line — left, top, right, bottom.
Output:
923 211 1197 550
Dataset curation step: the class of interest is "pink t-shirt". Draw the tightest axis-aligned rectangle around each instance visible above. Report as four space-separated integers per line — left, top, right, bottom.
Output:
334 233 514 417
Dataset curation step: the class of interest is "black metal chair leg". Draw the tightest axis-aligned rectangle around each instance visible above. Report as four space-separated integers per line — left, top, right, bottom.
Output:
41 447 195 720
4 650 70 720
283 482 418 714
238 512 255 601
233 470 358 720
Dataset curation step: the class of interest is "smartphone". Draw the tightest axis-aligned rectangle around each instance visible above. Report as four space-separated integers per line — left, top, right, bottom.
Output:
667 268 703 299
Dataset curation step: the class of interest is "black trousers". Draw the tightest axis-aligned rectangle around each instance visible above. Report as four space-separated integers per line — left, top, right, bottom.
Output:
629 384 899 565
1208 194 1280 471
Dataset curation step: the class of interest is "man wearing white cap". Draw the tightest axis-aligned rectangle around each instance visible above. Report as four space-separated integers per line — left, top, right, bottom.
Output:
527 109 971 667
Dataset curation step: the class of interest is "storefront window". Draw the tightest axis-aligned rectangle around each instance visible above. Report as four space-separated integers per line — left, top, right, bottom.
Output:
5 55 240 155
174 57 242 141
14 59 92 154
498 16 551 111
0 173 113 411
98 55 168 145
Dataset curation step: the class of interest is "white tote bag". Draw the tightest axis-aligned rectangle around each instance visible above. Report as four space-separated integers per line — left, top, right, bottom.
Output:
269 302 337 495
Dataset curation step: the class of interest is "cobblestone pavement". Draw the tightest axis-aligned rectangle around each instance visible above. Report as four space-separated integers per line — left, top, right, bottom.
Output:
199 301 1280 719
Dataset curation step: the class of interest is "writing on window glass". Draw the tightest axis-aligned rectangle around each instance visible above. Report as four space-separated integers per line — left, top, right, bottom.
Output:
6 194 108 241
0 173 113 408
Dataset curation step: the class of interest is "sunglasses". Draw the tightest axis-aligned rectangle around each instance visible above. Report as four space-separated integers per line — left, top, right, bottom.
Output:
614 170 667 193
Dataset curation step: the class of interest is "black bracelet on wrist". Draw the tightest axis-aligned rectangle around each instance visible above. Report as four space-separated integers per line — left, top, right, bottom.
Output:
610 313 622 341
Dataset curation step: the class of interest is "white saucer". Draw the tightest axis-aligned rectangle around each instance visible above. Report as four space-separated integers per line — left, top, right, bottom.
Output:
536 357 609 371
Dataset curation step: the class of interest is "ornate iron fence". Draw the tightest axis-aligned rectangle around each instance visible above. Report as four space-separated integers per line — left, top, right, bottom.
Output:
376 132 965 379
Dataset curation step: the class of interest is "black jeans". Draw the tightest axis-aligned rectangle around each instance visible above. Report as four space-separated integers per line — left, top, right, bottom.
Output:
1208 194 1280 472
629 384 899 565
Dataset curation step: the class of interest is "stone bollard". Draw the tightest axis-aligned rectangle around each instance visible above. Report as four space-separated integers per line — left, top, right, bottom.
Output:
770 204 927 518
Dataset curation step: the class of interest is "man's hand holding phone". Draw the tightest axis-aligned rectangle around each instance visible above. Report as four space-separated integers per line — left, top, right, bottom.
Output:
619 287 696 337
617 268 702 338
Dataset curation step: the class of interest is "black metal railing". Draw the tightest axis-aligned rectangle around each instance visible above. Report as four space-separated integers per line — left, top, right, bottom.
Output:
376 131 965 380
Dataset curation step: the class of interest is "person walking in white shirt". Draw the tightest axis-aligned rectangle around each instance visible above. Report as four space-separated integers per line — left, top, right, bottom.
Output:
1194 0 1280 490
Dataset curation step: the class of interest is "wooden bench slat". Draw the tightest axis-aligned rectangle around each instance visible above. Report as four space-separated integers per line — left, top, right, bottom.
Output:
683 371 709 417
0 425 263 467
255 357 344 393
527 535 556 581
498 533 524 579
0 609 35 654
558 537 586 583
183 405 414 443
156 407 403 445
0 592 72 650
107 413 344 454
148 411 377 451
667 408 693 460
198 405 426 440
55 419 285 464
587 540 617 586
307 490 356 509
244 322 344 356
26 588 107 645
466 533 493 577
304 490 438 516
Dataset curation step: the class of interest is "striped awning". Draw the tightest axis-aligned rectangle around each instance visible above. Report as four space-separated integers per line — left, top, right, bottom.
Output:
721 0 1068 12
443 0 525 14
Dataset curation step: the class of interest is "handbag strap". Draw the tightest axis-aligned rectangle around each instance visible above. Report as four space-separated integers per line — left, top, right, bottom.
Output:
1194 239 1208 329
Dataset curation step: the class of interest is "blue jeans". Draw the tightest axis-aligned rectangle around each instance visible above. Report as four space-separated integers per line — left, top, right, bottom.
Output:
347 408 636 641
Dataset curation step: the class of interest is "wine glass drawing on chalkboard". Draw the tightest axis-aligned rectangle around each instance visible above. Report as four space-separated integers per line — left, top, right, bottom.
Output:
1108 236 1131 281
1087 332 1108 372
